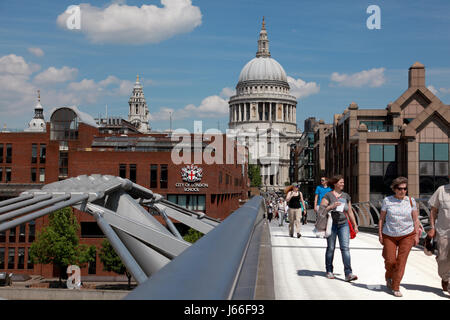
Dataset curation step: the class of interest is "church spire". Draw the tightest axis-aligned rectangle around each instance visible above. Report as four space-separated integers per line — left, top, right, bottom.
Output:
256 16 270 58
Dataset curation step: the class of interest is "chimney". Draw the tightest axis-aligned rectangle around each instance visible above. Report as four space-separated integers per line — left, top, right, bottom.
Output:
408 62 425 88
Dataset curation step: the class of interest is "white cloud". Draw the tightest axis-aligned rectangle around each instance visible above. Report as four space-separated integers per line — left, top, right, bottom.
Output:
0 54 40 75
330 68 386 88
151 88 230 121
220 87 236 98
428 85 450 96
28 47 45 57
287 76 320 99
56 0 202 44
0 53 137 121
427 85 438 95
34 66 78 84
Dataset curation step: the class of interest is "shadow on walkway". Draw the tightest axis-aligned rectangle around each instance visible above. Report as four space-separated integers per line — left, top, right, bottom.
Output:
296 269 342 278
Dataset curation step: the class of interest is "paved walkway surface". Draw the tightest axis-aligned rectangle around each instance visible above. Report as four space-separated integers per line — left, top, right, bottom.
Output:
268 220 449 300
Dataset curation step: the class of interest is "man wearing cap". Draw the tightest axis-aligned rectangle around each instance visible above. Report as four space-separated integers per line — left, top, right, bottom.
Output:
427 178 450 294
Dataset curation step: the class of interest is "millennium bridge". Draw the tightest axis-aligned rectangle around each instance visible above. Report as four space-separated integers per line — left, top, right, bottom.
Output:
0 175 447 300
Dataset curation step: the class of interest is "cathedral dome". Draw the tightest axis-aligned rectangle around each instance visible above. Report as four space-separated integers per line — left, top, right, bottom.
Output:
238 57 287 83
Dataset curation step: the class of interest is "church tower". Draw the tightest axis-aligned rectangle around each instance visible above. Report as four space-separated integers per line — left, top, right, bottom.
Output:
128 75 150 133
25 90 46 132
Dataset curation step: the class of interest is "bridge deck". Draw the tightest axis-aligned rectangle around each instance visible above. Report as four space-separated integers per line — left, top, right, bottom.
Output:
268 220 449 300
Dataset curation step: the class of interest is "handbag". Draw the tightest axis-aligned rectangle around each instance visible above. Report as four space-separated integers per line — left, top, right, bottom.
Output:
325 212 333 238
347 216 356 239
409 196 426 239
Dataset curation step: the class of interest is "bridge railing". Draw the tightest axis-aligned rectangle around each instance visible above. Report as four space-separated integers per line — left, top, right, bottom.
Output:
125 195 266 300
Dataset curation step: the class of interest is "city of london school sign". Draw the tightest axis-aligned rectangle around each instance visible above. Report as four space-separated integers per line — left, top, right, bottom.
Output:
175 164 208 192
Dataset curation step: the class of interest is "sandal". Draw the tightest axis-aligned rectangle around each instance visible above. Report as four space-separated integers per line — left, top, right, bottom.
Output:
392 290 403 297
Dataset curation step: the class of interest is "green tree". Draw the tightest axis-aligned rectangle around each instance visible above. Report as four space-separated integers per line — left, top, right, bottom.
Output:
29 207 95 286
248 164 262 187
98 239 133 289
183 228 203 243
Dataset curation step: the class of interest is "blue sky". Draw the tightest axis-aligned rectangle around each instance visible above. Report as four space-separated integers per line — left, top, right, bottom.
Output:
0 0 449 132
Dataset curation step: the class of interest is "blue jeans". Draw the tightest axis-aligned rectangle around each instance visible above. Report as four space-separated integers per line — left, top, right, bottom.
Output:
326 222 352 276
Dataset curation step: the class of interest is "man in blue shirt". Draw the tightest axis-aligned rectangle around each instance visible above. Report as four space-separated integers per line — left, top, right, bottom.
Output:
314 177 332 214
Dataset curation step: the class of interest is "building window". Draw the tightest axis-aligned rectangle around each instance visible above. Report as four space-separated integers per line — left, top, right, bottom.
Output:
18 248 25 269
19 224 26 243
31 144 37 163
39 168 45 183
27 247 34 269
5 168 11 182
31 168 37 182
8 248 15 269
6 144 12 163
28 220 35 242
167 194 206 213
419 143 449 196
59 152 68 178
81 222 105 238
0 144 3 163
39 144 46 163
9 227 16 243
88 250 96 274
369 144 397 201
160 165 168 189
0 229 5 242
150 165 158 188
0 248 4 269
0 167 2 182
119 164 126 178
129 164 137 183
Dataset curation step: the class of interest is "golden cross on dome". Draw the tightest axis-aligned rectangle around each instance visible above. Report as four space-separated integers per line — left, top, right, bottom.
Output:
136 74 140 82
37 89 40 102
262 16 266 30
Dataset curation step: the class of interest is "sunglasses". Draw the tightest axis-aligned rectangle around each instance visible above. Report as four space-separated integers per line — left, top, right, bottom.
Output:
396 187 408 191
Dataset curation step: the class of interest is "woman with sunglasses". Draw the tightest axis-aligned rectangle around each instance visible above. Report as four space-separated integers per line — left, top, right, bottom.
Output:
378 177 420 297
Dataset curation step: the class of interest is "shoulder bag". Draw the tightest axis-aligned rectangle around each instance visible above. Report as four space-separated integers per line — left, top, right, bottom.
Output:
409 196 426 239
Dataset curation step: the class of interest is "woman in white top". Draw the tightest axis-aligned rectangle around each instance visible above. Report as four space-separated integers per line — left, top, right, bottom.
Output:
427 177 450 294
378 177 420 297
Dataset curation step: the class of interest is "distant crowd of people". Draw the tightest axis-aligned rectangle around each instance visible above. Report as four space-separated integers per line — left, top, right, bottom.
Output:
263 173 450 297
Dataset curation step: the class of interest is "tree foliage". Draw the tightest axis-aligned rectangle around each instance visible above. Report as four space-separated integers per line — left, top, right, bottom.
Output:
248 164 262 187
98 239 132 289
29 207 95 285
183 228 203 243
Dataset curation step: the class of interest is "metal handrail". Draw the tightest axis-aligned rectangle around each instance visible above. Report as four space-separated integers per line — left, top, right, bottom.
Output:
125 196 265 300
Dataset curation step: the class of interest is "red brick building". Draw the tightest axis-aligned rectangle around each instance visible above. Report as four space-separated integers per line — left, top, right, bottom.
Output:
0 106 249 279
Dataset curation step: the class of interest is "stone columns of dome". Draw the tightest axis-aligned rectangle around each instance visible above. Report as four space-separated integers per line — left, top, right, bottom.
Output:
241 103 245 122
263 103 266 121
272 103 276 122
269 103 272 123
289 105 292 122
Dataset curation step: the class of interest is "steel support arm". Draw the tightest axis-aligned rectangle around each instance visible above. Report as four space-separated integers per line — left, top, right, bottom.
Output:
86 203 190 259
92 211 148 285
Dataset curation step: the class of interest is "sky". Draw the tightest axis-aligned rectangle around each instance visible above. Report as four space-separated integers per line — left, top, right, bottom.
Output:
0 0 450 132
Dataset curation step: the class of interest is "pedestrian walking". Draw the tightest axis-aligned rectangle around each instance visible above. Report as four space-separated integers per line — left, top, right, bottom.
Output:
277 198 287 227
320 175 358 282
378 177 420 297
286 184 306 238
267 200 274 223
314 177 332 217
427 178 450 294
